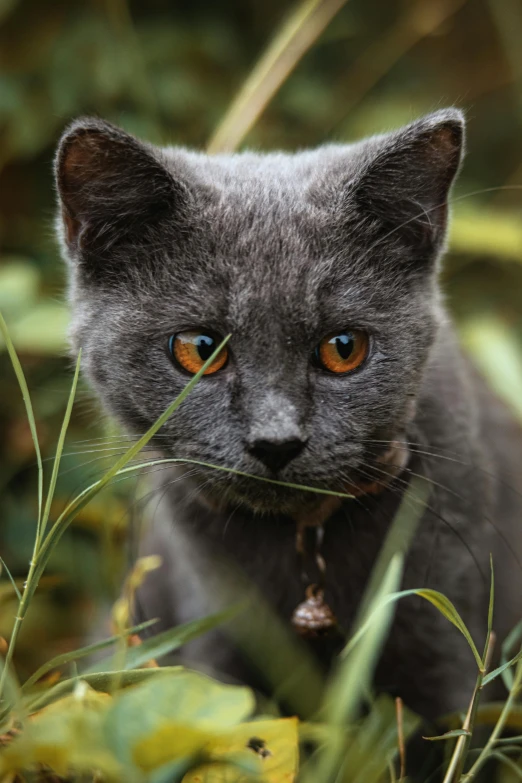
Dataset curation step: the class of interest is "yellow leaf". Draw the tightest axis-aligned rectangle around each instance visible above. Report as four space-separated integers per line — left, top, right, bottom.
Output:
112 555 162 633
30 682 112 719
133 723 215 771
183 718 299 783
0 740 69 776
0 681 119 778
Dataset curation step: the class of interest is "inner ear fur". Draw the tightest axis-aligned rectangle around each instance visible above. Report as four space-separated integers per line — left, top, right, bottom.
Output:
354 109 465 249
55 118 187 253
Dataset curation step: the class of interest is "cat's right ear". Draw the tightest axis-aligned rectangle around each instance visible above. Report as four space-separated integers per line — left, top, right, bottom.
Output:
55 118 190 261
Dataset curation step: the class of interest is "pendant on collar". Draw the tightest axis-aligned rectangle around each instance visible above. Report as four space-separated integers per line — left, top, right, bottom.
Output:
291 523 342 643
291 583 338 640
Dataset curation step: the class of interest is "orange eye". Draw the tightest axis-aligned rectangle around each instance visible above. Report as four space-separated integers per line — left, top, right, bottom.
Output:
315 330 369 374
169 331 228 375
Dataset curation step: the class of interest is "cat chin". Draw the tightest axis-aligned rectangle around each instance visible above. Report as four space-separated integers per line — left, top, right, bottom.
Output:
195 478 343 517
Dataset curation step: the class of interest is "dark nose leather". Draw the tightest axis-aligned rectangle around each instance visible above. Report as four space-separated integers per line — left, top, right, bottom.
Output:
248 437 307 472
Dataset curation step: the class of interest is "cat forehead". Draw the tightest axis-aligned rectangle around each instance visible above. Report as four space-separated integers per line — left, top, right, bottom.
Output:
161 143 363 193
157 144 368 267
152 144 397 307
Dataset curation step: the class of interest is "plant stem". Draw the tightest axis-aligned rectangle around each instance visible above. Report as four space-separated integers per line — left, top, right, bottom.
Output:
442 632 495 782
442 670 484 783
462 660 522 781
0 544 40 709
207 0 349 153
0 339 229 710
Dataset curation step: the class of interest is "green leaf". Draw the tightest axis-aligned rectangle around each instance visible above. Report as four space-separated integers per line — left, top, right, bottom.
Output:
104 670 255 768
387 586 484 669
86 608 238 674
353 585 483 672
483 648 522 687
423 729 471 741
500 618 522 690
25 667 184 714
410 589 483 670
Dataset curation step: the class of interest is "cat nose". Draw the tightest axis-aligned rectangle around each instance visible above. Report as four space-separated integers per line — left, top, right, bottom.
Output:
247 436 308 472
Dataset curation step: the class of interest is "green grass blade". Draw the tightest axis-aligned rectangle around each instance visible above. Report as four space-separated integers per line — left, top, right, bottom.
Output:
0 310 43 533
488 555 495 637
491 751 522 779
354 476 431 625
424 729 471 742
39 350 82 540
344 587 483 671
86 608 238 674
483 649 522 687
21 618 157 693
207 0 349 153
24 667 184 714
413 589 483 671
32 458 355 592
308 555 404 783
334 695 420 783
115 457 355 498
328 555 405 722
0 556 21 602
483 554 495 664
0 655 21 716
29 336 231 594
501 619 522 691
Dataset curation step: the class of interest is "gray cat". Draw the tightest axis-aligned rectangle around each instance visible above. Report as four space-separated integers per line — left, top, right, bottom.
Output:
55 109 522 722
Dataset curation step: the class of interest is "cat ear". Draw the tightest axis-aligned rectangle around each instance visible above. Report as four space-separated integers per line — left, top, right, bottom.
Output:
352 108 464 253
55 118 189 258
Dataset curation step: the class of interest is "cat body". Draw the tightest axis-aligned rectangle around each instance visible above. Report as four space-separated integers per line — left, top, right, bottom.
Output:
55 110 522 721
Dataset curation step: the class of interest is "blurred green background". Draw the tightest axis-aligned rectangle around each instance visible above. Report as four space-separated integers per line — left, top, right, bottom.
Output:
1 0 522 677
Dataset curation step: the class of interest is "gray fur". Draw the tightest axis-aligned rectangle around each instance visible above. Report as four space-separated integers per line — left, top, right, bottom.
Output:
55 110 522 720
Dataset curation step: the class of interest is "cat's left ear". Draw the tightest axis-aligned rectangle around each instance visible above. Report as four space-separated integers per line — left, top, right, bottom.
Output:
352 108 464 253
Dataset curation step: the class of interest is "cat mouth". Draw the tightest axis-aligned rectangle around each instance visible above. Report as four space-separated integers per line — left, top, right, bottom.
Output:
184 439 409 515
175 460 336 515
183 460 357 516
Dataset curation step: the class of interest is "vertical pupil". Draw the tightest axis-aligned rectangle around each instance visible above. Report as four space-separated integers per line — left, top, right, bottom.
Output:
335 334 354 360
196 335 215 361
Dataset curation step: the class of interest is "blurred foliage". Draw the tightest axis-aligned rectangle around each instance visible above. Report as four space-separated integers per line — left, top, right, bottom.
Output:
0 0 521 679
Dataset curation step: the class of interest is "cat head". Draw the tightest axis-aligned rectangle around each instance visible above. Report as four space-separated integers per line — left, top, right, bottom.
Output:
55 109 464 515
